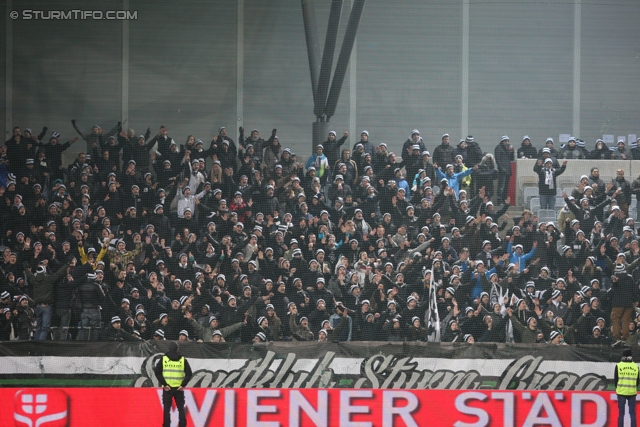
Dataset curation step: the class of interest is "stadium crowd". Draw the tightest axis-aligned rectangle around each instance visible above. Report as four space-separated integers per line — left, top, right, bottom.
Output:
1 123 640 348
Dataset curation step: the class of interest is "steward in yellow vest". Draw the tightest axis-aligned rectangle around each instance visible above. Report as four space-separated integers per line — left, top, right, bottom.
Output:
154 342 193 427
616 348 639 427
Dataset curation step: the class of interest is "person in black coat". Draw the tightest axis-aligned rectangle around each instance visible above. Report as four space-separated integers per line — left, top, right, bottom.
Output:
610 269 638 345
590 139 611 160
101 315 140 341
53 261 93 340
403 148 424 186
455 140 468 165
474 154 499 201
215 126 237 155
517 136 538 159
573 303 596 344
127 133 155 171
23 259 70 341
77 272 106 340
609 169 632 217
239 127 266 166
324 131 349 170
0 307 13 340
353 131 375 158
5 126 46 174
145 126 173 160
534 158 567 210
401 130 426 162
43 134 79 182
432 134 456 170
463 136 484 169
494 136 514 204
479 315 510 343
13 295 36 340
562 189 616 236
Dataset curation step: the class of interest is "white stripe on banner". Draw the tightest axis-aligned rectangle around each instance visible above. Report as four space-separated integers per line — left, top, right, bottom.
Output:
0 356 617 379
2 356 147 376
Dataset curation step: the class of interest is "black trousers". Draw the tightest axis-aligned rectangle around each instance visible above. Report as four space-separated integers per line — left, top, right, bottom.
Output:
618 394 637 427
497 173 511 203
163 387 186 427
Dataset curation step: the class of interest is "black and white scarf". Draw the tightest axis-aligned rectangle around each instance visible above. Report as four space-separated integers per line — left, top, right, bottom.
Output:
544 167 554 189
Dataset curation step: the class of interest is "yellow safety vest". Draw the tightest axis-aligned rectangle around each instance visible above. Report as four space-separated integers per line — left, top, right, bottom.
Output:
616 361 639 396
162 356 185 388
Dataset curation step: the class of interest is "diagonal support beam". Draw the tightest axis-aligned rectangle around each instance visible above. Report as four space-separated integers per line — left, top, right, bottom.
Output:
314 0 343 120
301 0 322 115
324 0 365 120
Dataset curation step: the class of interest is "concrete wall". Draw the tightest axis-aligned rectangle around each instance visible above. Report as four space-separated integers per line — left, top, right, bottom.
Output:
2 0 639 166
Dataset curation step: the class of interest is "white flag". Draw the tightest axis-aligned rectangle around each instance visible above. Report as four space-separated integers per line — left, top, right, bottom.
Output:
425 270 441 342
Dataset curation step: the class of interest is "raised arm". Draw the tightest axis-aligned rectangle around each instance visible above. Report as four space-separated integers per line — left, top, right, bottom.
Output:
71 120 87 140
50 263 70 282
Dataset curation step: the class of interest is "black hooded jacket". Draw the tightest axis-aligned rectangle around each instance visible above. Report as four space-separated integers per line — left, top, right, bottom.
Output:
154 341 193 388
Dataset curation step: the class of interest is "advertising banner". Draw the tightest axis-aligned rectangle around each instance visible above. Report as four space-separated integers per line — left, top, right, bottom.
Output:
1 387 631 427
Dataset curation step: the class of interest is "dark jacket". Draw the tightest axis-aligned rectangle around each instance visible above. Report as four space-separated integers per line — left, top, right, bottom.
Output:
494 142 514 174
23 263 69 305
324 135 348 169
353 139 375 158
433 143 456 169
55 263 92 311
611 273 636 308
101 324 139 341
127 134 154 170
517 143 538 159
0 312 13 340
150 134 176 161
44 141 74 170
474 154 499 195
14 296 36 338
534 162 566 196
465 140 484 167
564 196 612 235
610 177 632 206
402 138 426 161
78 277 106 309
590 146 611 160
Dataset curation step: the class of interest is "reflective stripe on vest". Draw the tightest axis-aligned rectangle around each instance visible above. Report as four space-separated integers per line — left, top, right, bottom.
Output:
162 355 185 388
616 361 639 396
